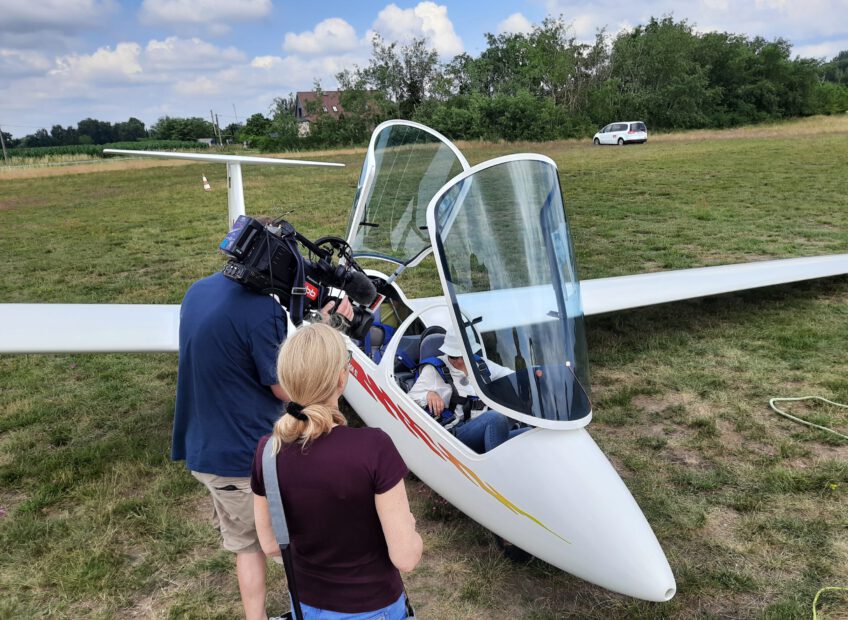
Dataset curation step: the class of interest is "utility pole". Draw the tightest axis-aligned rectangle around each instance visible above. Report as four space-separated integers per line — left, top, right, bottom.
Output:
209 110 218 145
215 113 223 145
0 124 9 165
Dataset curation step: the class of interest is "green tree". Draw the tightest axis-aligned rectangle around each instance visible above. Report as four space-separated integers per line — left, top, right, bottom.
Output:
609 17 717 128
340 69 396 116
150 117 213 141
21 128 54 147
243 113 270 137
114 117 147 141
358 35 441 117
810 81 848 114
820 50 848 84
414 96 483 139
446 18 609 115
50 125 78 146
0 129 16 148
259 96 299 150
334 73 380 143
222 122 244 144
77 118 115 144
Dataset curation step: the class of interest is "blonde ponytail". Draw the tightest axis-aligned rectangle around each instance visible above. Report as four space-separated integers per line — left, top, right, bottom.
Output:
271 323 349 453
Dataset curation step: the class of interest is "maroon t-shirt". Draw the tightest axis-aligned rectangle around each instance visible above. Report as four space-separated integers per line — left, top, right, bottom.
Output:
251 426 409 612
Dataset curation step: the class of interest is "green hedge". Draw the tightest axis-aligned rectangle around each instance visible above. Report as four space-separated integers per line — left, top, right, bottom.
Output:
8 141 209 159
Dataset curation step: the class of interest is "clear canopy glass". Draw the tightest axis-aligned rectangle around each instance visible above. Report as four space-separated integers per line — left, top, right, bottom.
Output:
348 122 467 266
431 157 591 425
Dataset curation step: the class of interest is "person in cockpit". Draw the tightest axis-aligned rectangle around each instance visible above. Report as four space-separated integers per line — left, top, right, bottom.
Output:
407 328 528 453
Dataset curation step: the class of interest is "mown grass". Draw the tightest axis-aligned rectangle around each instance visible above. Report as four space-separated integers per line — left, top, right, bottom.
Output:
1 115 847 619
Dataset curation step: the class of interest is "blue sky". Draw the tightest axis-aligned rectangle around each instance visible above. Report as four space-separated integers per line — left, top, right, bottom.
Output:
1 0 846 138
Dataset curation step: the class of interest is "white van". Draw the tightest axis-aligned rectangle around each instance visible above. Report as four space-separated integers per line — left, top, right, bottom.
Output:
592 121 648 145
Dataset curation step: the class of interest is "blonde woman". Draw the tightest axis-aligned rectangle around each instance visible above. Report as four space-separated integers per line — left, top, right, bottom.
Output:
251 323 422 619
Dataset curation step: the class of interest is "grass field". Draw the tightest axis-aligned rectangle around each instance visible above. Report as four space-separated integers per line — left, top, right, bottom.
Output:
1 116 847 619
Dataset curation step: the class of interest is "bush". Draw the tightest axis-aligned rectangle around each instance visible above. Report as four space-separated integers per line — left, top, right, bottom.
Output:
811 82 848 114
413 96 484 139
7 141 208 160
414 93 593 142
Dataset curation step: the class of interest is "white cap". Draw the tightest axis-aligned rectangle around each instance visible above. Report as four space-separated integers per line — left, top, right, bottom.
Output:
439 327 481 357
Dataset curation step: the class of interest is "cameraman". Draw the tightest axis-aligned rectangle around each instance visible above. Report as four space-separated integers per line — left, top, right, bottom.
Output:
172 227 353 620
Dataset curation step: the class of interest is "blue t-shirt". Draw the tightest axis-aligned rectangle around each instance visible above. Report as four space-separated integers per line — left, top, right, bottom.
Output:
172 272 288 476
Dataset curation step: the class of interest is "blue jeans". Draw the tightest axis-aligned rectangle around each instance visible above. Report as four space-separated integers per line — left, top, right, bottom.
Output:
290 592 407 620
452 411 528 453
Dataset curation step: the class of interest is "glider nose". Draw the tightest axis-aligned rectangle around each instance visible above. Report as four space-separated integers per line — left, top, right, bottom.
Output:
489 428 676 601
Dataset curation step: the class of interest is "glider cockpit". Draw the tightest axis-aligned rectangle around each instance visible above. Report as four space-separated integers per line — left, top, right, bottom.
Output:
346 122 591 430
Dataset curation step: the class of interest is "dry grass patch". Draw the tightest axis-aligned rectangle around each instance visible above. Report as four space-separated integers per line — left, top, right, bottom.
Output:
0 195 53 211
651 114 848 142
120 558 242 620
632 391 699 415
785 447 848 470
712 417 762 455
0 149 350 181
0 157 201 180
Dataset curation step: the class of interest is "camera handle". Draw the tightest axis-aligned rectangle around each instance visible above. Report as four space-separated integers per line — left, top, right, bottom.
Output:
294 231 329 259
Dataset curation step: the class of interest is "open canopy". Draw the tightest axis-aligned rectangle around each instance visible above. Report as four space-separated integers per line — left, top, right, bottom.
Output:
346 120 469 267
427 155 592 429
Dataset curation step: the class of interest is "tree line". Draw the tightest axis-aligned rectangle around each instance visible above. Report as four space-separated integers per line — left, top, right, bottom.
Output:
3 116 225 150
6 16 848 151
256 16 848 149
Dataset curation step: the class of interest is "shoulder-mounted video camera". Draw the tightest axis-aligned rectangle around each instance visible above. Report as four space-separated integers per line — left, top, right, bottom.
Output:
219 215 378 339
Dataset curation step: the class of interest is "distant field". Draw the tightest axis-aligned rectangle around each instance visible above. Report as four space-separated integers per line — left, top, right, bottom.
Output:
1 116 846 619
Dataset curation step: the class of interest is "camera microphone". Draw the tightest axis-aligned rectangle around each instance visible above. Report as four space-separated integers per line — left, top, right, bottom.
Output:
343 270 378 306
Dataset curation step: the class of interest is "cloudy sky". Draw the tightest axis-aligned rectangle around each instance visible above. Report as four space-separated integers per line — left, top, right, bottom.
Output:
1 0 846 138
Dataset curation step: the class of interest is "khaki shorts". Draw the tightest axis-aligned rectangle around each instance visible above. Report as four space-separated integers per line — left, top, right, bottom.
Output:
192 471 262 554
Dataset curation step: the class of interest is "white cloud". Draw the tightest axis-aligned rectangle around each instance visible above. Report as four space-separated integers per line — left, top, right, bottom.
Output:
145 37 245 71
251 55 281 69
50 43 142 83
499 13 534 35
543 0 848 45
571 15 597 39
372 2 463 57
139 0 272 28
374 5 419 38
0 49 52 78
754 0 788 10
0 0 116 32
793 39 848 60
173 75 221 96
273 53 370 89
283 18 361 55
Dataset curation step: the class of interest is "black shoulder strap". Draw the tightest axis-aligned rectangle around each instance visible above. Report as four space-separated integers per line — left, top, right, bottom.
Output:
262 440 304 620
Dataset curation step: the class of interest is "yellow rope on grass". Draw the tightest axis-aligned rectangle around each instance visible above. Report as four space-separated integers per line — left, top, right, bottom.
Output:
812 586 848 620
767 398 846 618
768 396 848 441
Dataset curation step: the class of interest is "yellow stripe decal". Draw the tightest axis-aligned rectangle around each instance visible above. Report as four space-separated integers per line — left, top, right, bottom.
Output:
351 361 569 545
